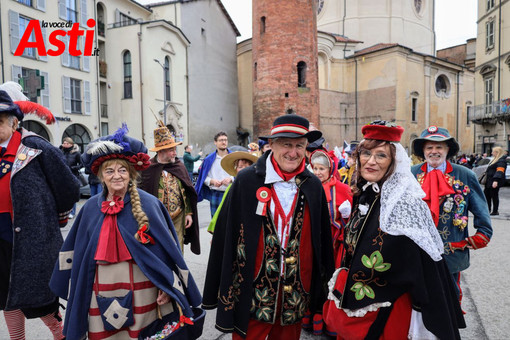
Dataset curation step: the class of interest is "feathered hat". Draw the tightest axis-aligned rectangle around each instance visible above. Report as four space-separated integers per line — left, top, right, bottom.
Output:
81 123 150 175
0 82 55 124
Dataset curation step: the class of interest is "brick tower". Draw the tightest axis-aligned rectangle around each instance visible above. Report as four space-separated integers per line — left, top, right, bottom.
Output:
252 0 320 138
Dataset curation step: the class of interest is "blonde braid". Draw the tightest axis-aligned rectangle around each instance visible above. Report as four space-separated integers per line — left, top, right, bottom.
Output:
129 180 150 243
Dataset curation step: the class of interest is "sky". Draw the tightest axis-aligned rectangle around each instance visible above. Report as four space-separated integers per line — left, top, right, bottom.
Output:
138 0 478 50
219 0 478 49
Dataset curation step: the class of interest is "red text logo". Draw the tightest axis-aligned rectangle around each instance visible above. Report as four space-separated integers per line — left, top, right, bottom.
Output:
14 19 97 57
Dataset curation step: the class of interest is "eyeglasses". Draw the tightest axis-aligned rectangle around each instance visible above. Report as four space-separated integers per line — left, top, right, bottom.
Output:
216 138 228 142
359 149 390 163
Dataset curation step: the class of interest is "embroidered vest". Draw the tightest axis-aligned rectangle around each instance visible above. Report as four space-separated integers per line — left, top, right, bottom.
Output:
250 191 313 325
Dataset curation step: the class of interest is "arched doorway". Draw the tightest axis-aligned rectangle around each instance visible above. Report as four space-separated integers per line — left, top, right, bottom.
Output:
20 120 50 141
63 124 91 153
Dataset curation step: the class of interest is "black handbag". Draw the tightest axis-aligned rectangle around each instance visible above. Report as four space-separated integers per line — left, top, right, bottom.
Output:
479 171 487 185
138 303 206 340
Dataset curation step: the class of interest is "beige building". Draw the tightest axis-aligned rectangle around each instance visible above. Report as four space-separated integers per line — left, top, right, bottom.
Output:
472 0 510 153
238 0 475 153
0 0 239 154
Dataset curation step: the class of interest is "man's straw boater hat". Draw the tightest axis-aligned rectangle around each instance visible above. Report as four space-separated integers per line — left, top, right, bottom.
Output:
259 114 322 142
149 120 182 152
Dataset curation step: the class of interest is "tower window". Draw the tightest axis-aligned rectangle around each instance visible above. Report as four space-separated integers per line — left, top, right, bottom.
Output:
411 98 417 122
297 61 307 88
260 16 266 34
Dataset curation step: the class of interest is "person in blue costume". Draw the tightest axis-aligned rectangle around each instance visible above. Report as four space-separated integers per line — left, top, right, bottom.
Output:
194 131 232 217
50 125 202 340
411 126 492 306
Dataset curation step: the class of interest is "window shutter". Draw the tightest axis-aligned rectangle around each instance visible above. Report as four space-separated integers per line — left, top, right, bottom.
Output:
62 35 70 67
9 10 20 54
84 81 91 115
11 65 22 83
82 38 90 72
36 0 46 12
41 72 50 108
115 9 121 26
40 24 48 61
80 0 88 27
62 76 71 113
58 0 66 20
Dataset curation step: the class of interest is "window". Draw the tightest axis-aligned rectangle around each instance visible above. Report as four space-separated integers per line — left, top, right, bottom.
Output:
254 62 257 81
487 0 494 11
70 78 81 113
486 20 495 49
297 61 307 88
466 106 472 125
123 51 132 99
261 17 266 34
63 124 91 152
101 122 109 136
18 0 33 6
66 0 77 22
18 15 36 58
435 74 450 98
485 78 493 114
411 98 418 122
69 37 81 69
164 56 171 102
115 12 137 27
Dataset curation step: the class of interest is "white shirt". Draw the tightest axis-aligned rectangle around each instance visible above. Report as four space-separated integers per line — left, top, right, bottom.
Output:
265 153 299 273
205 153 232 192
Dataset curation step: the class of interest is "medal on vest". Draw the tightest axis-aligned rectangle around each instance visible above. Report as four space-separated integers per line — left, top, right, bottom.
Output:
0 160 13 179
256 187 271 216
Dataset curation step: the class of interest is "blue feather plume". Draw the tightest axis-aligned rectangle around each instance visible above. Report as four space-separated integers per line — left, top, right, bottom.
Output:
111 123 131 151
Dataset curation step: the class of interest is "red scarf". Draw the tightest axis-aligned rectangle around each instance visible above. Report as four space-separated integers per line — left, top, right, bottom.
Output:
270 155 306 181
95 196 132 263
421 169 455 226
0 131 22 215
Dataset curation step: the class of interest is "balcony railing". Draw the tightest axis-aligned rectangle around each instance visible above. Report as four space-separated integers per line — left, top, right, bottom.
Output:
101 104 108 118
472 99 510 123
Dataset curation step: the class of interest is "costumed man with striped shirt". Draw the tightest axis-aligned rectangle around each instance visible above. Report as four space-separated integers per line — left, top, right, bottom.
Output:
411 126 493 306
202 114 334 340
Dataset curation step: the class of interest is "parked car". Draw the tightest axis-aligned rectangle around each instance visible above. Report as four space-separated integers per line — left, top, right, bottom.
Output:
79 168 91 197
472 156 510 185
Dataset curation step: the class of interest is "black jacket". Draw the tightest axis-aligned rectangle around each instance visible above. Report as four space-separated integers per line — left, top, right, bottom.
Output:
485 157 507 188
202 152 334 337
60 145 82 177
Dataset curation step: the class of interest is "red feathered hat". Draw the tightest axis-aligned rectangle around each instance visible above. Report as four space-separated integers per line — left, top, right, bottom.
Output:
361 120 404 142
0 87 55 125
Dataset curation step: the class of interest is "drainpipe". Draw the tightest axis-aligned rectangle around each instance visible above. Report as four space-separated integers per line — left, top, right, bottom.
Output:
498 0 506 144
355 57 358 140
138 24 145 144
342 0 347 58
0 1 5 83
94 0 100 137
456 71 460 142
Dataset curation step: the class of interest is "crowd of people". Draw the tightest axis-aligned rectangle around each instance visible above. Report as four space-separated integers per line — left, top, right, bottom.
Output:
0 80 505 339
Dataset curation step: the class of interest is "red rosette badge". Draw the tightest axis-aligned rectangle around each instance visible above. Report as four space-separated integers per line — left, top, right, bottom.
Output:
256 187 271 216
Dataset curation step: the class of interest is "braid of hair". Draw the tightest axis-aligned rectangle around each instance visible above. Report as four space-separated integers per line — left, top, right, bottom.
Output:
129 180 150 243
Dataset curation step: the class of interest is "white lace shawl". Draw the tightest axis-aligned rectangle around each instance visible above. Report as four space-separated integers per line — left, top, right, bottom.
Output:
379 143 444 261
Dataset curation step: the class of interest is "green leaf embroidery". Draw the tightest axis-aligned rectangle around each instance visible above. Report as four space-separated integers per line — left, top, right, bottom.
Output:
237 244 246 260
361 251 390 272
256 306 272 321
255 287 270 303
283 309 296 323
266 259 279 273
287 291 302 306
288 239 298 251
287 263 297 277
351 282 375 300
266 235 278 247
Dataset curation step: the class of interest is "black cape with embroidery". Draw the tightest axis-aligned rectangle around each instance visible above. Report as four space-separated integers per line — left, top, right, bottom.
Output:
202 152 335 337
139 157 200 254
340 185 465 339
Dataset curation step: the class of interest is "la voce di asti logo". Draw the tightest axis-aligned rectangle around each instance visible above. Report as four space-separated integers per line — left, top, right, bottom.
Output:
14 19 98 57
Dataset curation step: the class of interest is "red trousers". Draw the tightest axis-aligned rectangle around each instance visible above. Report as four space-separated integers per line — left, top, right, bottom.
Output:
232 319 302 340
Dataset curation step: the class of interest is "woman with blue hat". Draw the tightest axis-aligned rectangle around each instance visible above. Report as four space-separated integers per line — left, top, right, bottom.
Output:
50 125 202 340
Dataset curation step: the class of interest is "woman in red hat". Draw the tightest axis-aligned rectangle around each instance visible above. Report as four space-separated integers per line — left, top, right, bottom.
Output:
323 120 465 339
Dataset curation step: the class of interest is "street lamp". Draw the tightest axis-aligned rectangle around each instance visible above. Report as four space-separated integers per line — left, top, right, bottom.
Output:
153 59 167 125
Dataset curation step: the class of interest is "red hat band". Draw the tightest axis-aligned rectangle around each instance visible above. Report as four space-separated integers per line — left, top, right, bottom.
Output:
270 123 308 137
361 124 404 143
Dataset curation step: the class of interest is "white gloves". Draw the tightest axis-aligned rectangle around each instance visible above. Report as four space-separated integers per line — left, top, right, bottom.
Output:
338 200 352 219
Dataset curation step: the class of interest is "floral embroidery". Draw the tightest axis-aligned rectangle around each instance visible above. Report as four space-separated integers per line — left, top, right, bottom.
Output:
219 224 246 311
350 249 391 301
